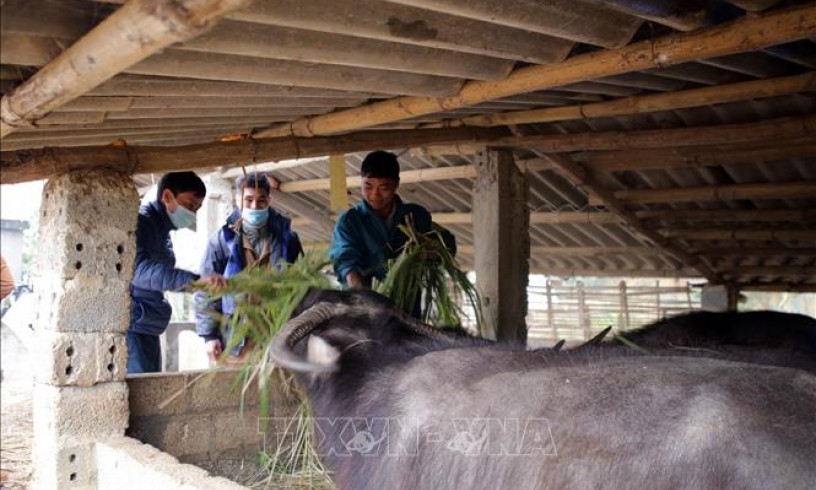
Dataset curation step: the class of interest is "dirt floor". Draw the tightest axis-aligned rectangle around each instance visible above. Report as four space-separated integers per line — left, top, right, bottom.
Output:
0 324 33 489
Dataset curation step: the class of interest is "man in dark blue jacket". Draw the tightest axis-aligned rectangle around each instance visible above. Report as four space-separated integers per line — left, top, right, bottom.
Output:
128 172 226 374
329 151 453 290
195 173 303 363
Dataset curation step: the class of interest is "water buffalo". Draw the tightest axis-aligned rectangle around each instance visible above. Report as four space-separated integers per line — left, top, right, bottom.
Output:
271 289 816 490
608 310 816 373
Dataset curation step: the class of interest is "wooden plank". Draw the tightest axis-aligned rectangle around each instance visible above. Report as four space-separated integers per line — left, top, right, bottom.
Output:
255 5 816 138
0 127 509 184
615 181 816 204
0 0 253 137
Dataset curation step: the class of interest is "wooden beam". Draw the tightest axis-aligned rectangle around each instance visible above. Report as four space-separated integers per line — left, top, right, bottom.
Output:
0 127 508 184
739 282 816 293
719 266 816 278
538 153 721 282
429 72 816 128
575 138 816 172
615 181 816 204
0 0 252 138
505 114 816 152
530 267 702 278
662 229 816 241
636 208 816 222
697 247 816 257
431 212 619 225
254 4 816 138
457 245 666 256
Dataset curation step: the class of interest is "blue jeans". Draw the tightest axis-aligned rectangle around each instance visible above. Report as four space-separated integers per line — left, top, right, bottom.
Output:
126 331 161 374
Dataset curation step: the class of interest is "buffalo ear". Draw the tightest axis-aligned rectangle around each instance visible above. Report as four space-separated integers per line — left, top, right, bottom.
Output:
307 335 341 370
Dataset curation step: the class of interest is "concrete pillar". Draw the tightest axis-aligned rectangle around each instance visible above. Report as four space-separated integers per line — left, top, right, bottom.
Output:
198 175 235 241
31 170 138 489
701 283 740 312
472 149 530 343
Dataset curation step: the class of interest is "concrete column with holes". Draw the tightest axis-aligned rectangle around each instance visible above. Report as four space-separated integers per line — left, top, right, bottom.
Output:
31 170 138 489
472 149 530 343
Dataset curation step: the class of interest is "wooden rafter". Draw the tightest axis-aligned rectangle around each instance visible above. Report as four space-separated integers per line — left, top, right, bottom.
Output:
502 114 816 152
254 4 816 138
0 0 253 138
574 139 816 172
662 229 816 241
615 181 816 204
537 153 722 282
636 209 816 222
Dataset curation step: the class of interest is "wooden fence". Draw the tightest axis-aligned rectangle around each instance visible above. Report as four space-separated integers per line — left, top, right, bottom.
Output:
527 280 701 342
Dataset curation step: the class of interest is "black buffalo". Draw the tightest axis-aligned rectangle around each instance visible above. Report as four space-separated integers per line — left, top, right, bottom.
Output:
270 289 816 490
608 310 816 373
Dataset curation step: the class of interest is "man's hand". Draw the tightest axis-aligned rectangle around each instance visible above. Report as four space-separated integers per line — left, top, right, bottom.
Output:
205 338 223 363
198 274 228 290
346 270 367 290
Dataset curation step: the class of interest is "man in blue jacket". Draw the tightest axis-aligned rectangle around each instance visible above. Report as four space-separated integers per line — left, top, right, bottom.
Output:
330 151 447 290
128 171 226 374
195 173 303 363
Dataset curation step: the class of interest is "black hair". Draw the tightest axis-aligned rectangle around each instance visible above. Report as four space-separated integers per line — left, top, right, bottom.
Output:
360 151 400 181
235 172 272 195
157 171 206 201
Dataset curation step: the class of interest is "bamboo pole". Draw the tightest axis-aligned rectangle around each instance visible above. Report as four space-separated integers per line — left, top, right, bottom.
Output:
254 4 816 138
0 0 252 138
539 153 722 282
615 181 816 204
505 114 816 152
0 127 508 185
427 72 816 128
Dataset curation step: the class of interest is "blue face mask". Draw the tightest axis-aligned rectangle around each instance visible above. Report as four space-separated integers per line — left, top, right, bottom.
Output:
167 200 197 230
242 207 269 228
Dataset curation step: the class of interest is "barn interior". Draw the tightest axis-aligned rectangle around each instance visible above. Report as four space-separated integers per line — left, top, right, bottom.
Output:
0 0 815 488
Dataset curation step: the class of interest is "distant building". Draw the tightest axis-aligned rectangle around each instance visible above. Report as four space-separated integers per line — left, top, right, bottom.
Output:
1 219 29 284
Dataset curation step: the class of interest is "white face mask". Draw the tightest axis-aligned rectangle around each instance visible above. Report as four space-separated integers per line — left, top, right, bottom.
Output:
166 197 197 230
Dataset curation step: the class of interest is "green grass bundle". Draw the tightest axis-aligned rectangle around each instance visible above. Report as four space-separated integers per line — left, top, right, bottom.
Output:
375 220 483 334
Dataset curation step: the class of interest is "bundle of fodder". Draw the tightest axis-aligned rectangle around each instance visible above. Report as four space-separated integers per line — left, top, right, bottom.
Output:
375 220 483 334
